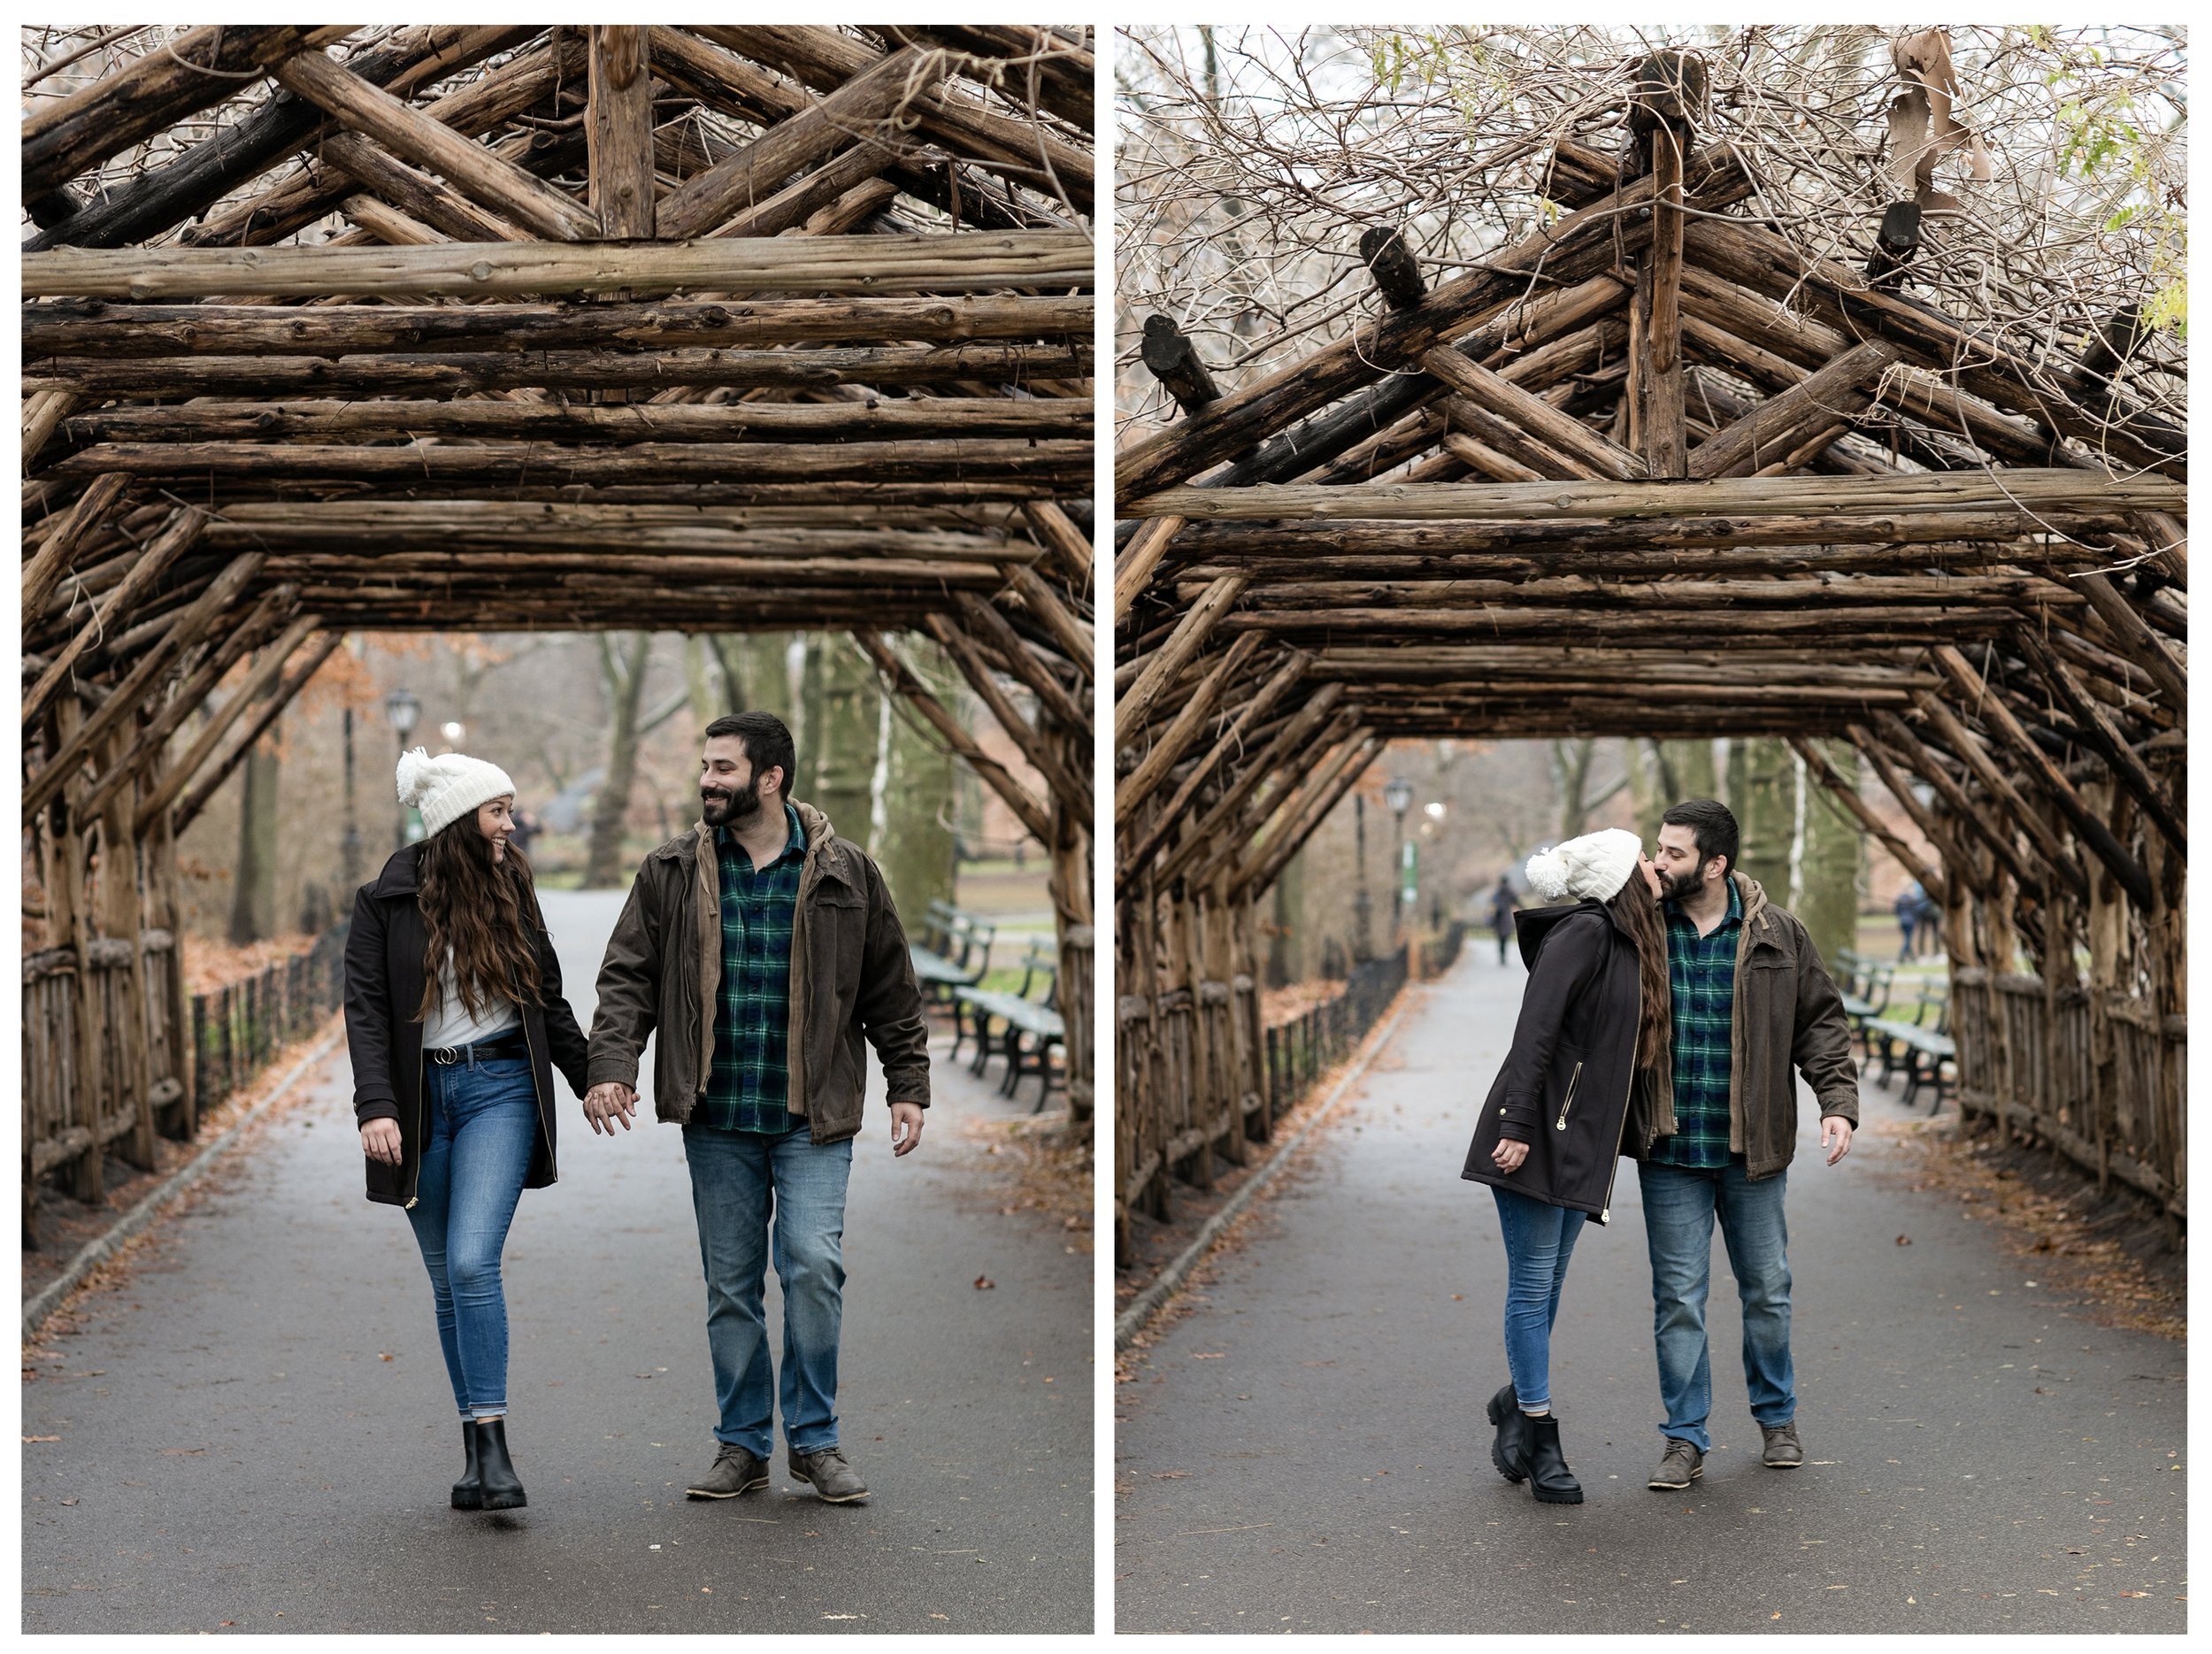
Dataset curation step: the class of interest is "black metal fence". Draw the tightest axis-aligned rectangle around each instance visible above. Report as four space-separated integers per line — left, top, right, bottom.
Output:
1262 942 1409 1116
190 922 349 1112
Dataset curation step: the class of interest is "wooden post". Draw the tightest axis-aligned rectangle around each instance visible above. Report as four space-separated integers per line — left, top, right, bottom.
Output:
50 697 105 1205
96 719 158 1173
588 27 656 241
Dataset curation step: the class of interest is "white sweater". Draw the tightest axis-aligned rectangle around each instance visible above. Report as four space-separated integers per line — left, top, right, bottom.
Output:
421 949 519 1050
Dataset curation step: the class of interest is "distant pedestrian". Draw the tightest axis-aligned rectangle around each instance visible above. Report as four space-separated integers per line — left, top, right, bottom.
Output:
346 749 590 1515
1911 882 1943 960
1893 881 1923 962
1638 799 1859 1494
1461 829 1671 1505
1487 873 1519 965
583 711 931 1507
509 804 541 860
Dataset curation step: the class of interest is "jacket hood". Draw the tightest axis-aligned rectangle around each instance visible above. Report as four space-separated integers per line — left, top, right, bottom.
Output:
367 842 421 897
1732 869 1775 938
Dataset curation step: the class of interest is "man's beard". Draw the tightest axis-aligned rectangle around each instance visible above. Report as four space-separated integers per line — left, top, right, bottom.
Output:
702 775 763 827
1656 864 1703 904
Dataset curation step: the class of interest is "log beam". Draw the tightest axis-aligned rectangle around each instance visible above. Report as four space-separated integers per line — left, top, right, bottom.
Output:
23 230 1095 300
1929 646 2155 908
268 47 603 242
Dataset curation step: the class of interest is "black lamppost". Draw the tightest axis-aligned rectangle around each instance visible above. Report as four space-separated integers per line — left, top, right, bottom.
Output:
385 687 420 850
341 707 362 889
1384 775 1413 945
1352 791 1371 961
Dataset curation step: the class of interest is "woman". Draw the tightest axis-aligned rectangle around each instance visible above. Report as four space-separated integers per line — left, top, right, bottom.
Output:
1460 827 1671 1504
345 749 588 1513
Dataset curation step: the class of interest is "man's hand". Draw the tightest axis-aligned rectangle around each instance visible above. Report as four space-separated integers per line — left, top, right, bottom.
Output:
1821 1114 1855 1166
583 1081 637 1135
888 1102 925 1158
360 1118 403 1165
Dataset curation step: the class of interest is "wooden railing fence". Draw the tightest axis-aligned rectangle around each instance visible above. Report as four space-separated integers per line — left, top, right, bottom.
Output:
1951 967 2185 1219
24 923 348 1245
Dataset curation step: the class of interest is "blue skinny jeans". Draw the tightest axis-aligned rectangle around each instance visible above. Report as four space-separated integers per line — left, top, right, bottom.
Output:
1490 1183 1585 1413
402 1053 538 1420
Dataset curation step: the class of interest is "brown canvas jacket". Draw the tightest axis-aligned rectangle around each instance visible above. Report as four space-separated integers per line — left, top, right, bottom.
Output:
584 801 930 1142
1663 871 1860 1181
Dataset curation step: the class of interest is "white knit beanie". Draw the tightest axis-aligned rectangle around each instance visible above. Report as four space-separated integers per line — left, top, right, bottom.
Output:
396 747 515 841
1525 827 1641 904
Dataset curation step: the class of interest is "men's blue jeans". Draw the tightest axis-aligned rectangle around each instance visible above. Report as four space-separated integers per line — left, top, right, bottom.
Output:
1638 1158 1795 1453
403 1054 538 1419
1490 1184 1584 1413
682 1124 854 1458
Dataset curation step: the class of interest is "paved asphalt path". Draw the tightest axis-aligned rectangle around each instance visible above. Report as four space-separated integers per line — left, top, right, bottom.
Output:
24 890 1091 1635
1115 949 2185 1634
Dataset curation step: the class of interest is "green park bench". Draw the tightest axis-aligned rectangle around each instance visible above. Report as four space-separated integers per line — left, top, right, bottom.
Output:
952 940 1064 1110
1864 980 1954 1114
1832 950 1895 1063
910 899 995 1011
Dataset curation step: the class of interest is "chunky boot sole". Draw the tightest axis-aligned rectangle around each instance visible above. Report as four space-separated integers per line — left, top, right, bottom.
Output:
1531 1480 1585 1505
451 1485 484 1511
479 1488 527 1512
1485 1387 1527 1483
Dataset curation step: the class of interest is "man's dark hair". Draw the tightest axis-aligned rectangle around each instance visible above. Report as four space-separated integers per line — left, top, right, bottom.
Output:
705 711 796 794
1662 797 1739 881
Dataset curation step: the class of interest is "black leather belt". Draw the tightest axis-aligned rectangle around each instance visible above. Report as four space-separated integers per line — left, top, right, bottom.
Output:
425 1030 529 1066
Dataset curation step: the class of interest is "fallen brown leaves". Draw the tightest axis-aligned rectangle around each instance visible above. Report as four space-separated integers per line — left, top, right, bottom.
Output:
1873 1115 2182 1342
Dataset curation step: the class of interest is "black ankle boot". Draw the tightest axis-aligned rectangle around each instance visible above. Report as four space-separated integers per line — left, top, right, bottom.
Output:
1522 1412 1583 1504
1486 1382 1527 1483
451 1419 484 1510
473 1417 526 1512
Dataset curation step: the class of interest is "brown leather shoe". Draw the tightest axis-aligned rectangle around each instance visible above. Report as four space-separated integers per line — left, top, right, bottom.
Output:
787 1445 869 1504
1761 1420 1804 1468
687 1443 769 1499
1648 1437 1704 1489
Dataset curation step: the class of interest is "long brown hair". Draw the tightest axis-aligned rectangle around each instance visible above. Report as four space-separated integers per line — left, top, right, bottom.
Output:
1605 873 1671 1073
414 812 543 1022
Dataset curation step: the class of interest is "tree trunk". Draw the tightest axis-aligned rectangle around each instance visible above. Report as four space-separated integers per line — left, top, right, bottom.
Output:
1551 738 1596 842
584 632 653 888
808 635 878 843
229 710 281 944
1794 739 1863 967
872 672 957 924
1734 737 1794 902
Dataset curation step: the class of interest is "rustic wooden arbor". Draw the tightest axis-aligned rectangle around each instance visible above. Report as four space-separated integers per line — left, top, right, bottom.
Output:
1113 81 2185 1258
22 24 1096 1233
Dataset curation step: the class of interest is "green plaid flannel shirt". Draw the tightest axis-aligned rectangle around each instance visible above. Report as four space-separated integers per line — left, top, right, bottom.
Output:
1650 877 1743 1169
699 803 808 1135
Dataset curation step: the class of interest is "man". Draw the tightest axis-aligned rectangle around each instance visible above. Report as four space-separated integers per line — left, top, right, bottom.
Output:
583 712 929 1506
1487 873 1519 966
1640 799 1858 1491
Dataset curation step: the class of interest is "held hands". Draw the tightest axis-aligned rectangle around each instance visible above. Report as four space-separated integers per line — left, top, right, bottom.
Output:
889 1102 925 1158
360 1118 403 1166
583 1081 638 1135
1821 1115 1855 1166
1492 1135 1529 1173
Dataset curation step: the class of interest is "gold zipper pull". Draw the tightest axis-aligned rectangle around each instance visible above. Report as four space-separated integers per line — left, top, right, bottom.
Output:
1555 1061 1583 1131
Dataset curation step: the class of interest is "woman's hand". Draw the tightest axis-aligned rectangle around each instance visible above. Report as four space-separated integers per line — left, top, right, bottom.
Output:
1492 1135 1529 1173
360 1118 403 1166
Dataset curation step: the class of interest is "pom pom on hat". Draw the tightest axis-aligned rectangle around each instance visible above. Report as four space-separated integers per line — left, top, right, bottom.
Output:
396 746 515 841
1525 827 1641 904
